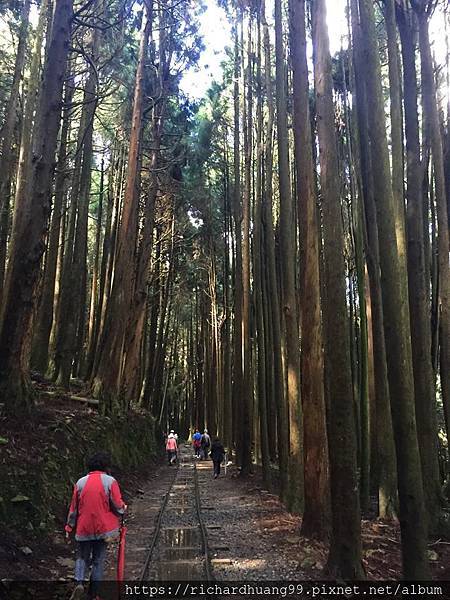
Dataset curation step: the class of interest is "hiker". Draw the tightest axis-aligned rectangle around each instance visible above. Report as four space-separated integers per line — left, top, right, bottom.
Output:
166 431 178 465
200 429 211 460
65 452 127 600
192 429 202 458
210 438 225 478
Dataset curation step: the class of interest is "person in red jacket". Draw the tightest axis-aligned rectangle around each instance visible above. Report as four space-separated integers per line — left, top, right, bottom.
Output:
65 452 127 600
166 431 178 465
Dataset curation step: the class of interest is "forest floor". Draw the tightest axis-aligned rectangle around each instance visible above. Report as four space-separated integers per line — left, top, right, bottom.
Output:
123 459 450 582
5 456 450 582
1 388 450 583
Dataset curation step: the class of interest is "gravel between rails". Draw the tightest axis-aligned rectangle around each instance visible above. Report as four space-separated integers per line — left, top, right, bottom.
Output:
195 460 309 581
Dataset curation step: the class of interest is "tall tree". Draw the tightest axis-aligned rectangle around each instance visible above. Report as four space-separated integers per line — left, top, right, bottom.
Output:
0 0 31 298
412 0 450 448
91 3 152 414
55 24 101 387
261 0 288 497
357 0 430 578
274 0 303 513
231 10 245 463
32 81 72 375
240 9 252 475
351 0 398 519
312 0 364 577
253 2 270 484
289 0 329 538
396 0 446 534
0 0 73 413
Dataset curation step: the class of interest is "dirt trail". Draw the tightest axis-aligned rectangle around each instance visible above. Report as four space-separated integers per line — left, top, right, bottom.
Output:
4 447 450 589
110 451 450 583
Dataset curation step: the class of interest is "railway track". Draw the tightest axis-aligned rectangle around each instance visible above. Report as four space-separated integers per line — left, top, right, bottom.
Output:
139 445 213 582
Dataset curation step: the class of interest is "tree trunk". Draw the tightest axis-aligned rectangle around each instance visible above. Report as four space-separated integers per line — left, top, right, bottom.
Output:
0 0 72 414
358 0 430 578
32 69 72 374
396 2 446 534
90 143 124 380
312 0 364 578
289 0 329 538
222 144 233 451
86 149 115 379
121 0 160 407
262 0 288 498
274 0 303 513
351 0 398 519
150 217 175 417
52 109 85 382
384 0 406 260
0 0 31 298
55 49 99 388
91 6 152 414
414 2 450 453
122 124 160 404
232 10 244 465
344 69 370 515
142 228 162 408
254 4 270 485
85 155 105 377
240 11 252 475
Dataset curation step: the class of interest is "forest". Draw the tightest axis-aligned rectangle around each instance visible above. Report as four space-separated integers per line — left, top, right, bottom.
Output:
0 0 449 585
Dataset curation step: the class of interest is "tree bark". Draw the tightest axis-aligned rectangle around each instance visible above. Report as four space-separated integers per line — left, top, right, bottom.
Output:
289 0 329 538
222 142 233 452
262 0 288 499
312 0 364 578
275 0 303 513
384 0 406 260
0 0 31 298
32 69 72 374
351 0 398 519
414 0 450 453
254 4 270 485
91 6 152 414
0 0 72 414
85 147 116 379
396 1 446 534
85 155 105 377
55 49 99 388
358 0 430 578
231 10 244 465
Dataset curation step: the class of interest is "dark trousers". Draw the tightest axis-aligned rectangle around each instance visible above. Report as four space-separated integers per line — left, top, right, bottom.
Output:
213 460 221 476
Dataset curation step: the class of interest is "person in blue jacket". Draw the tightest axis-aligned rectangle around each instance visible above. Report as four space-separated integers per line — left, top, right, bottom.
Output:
192 429 202 458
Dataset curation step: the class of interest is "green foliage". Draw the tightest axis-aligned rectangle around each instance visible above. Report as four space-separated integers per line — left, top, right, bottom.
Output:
1 412 158 537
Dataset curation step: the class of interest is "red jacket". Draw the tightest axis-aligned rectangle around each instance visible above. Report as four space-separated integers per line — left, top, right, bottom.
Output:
166 437 177 451
65 471 125 541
